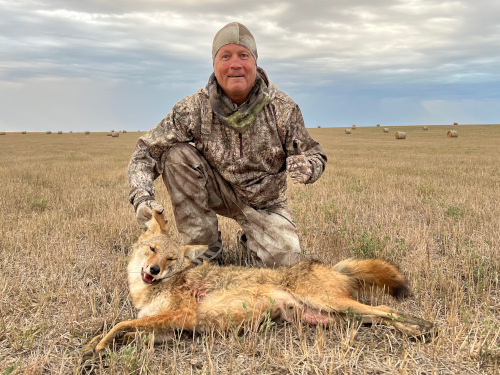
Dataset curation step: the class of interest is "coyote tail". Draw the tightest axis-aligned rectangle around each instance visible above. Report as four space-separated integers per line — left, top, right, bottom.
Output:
333 258 410 299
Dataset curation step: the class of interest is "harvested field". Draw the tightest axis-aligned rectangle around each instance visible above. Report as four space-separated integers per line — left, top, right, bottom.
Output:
0 125 498 374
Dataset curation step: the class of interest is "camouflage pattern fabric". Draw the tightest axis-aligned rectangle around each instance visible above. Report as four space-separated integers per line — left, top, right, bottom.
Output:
135 199 164 230
128 67 326 209
162 143 301 267
127 67 327 266
208 73 270 132
286 154 314 184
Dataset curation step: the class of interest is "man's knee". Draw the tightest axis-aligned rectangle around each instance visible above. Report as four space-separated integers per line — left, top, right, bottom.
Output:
164 143 202 166
239 208 302 267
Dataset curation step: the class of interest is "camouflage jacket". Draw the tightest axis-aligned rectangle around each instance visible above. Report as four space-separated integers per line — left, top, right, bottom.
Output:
128 68 327 210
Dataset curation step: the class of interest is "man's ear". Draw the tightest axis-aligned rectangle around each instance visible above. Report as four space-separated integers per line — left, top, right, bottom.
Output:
182 245 208 260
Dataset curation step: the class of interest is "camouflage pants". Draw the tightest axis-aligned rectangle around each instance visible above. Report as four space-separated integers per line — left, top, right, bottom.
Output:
162 143 302 267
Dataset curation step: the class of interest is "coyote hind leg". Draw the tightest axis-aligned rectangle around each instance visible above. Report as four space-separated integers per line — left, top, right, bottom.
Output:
335 299 435 337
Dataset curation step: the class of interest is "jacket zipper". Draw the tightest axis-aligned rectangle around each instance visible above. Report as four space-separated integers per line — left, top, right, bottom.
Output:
239 133 243 158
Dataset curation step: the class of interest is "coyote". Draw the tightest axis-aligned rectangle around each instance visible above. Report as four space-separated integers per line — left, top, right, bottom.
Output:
84 209 434 357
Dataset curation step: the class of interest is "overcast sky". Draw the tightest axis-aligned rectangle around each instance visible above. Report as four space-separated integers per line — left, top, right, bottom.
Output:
1 0 499 132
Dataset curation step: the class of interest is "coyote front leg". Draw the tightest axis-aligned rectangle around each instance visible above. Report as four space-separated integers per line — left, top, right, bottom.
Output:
84 308 197 357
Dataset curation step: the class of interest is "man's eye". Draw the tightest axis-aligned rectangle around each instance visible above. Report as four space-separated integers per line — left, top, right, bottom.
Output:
240 53 249 59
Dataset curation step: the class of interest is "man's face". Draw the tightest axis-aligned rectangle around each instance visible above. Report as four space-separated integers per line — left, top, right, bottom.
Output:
213 44 257 105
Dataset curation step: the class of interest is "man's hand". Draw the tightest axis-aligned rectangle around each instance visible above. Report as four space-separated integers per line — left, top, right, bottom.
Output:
286 155 313 184
136 200 164 230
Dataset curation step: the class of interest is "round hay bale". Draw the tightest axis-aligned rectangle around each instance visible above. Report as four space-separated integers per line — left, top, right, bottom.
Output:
112 132 119 137
447 130 458 138
395 131 406 139
22 131 27 134
85 131 90 135
317 125 321 128
345 129 351 134
58 131 63 134
423 126 429 131
377 124 380 127
70 131 73 133
123 130 127 133
453 122 458 126
107 132 112 136
0 131 5 135
352 124 356 129
383 128 389 133
46 131 52 134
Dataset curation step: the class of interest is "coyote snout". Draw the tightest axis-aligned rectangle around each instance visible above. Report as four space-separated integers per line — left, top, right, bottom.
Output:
83 209 436 359
141 264 161 284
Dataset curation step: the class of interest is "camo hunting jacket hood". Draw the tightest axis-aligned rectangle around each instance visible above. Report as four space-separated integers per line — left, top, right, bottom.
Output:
128 67 327 210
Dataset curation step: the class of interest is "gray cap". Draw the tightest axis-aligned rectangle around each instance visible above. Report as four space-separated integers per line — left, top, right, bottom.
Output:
212 22 258 61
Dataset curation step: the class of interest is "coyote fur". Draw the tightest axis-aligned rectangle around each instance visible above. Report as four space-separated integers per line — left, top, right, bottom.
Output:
84 209 434 357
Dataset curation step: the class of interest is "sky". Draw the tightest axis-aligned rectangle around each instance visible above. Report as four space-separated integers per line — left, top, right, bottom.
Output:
1 0 499 132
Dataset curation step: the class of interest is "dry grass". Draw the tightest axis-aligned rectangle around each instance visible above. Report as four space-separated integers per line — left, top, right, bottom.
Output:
0 125 499 374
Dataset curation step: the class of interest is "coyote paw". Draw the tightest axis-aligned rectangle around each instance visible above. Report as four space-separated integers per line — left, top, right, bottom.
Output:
80 335 103 363
393 313 437 340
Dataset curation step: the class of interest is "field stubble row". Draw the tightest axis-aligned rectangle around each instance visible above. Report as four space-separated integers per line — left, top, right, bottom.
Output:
0 125 498 374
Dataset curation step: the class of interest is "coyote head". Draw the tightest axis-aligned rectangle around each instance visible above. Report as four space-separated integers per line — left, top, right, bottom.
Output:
129 209 208 285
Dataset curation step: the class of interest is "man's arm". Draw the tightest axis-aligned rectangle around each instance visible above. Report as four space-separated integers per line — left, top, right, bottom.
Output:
127 99 196 209
285 105 327 184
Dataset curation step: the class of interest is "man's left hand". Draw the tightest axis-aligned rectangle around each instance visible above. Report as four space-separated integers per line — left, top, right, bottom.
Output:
286 155 313 184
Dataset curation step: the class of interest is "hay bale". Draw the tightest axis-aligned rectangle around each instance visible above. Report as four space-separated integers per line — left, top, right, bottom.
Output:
423 126 429 131
0 132 5 135
46 131 52 134
70 131 73 133
123 130 127 133
345 129 351 134
107 132 112 136
453 122 458 126
383 128 389 133
57 131 63 134
317 125 321 128
112 132 119 137
85 131 90 135
447 130 458 138
377 124 380 127
395 131 406 139
22 131 27 134
352 124 356 129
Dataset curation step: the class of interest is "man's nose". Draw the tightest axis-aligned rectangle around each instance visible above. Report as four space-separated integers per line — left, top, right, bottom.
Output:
228 55 243 68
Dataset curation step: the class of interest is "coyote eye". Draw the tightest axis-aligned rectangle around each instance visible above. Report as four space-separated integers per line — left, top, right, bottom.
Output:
149 246 155 252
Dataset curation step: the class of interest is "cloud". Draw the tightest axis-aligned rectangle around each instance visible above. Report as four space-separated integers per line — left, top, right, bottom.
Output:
0 0 499 131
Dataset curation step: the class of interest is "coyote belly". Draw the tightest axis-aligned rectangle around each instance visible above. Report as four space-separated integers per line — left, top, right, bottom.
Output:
83 210 435 358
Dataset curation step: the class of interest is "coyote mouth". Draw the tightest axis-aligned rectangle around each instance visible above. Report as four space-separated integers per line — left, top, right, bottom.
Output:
141 269 158 284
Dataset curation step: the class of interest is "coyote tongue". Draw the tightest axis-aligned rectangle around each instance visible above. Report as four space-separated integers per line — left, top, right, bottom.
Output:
141 270 155 284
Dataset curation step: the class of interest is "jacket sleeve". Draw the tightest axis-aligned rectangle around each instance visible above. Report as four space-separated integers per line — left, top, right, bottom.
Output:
284 105 327 184
127 97 196 209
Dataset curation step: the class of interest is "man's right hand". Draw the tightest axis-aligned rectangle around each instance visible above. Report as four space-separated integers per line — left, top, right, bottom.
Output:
136 200 164 230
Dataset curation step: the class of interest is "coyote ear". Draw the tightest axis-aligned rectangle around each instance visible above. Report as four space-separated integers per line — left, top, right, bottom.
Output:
152 208 167 232
143 208 168 237
182 245 208 260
